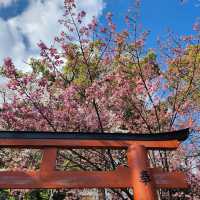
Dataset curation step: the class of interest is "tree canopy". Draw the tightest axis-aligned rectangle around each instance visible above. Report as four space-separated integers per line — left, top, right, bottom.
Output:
0 0 200 199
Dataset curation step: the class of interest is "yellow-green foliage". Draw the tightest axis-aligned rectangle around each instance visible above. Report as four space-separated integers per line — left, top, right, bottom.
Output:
62 41 105 87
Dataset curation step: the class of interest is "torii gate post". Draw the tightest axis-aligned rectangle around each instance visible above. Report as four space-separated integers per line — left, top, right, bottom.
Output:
128 145 157 200
0 129 189 200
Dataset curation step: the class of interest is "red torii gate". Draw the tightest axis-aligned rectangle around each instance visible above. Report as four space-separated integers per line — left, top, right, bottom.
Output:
0 129 189 200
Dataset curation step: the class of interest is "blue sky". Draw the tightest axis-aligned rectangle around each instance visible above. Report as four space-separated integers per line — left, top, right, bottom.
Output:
100 0 199 47
0 0 199 68
0 0 28 20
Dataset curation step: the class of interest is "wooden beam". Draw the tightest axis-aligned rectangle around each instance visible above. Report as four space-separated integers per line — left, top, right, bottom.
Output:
0 129 189 141
152 170 188 189
0 168 188 189
0 139 180 149
40 148 57 177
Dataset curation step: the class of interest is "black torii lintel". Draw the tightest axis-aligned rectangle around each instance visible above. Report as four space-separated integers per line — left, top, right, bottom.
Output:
0 128 189 141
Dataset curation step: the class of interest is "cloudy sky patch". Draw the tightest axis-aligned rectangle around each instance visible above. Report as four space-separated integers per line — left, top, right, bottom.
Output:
0 0 199 70
0 0 19 7
0 0 104 69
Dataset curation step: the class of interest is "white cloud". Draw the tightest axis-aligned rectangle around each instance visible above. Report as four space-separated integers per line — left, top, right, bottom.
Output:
0 0 104 69
0 0 18 7
0 18 27 68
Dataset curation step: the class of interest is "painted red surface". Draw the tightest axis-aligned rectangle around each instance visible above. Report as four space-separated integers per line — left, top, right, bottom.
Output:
0 138 188 200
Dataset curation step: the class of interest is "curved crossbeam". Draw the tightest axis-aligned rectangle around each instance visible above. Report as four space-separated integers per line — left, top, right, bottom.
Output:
0 128 189 149
0 128 189 141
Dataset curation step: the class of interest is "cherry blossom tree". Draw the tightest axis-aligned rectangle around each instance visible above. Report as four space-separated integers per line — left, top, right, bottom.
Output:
0 0 200 199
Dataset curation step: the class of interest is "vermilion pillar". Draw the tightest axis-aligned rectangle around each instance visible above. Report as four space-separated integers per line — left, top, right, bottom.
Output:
128 145 157 200
40 148 57 178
